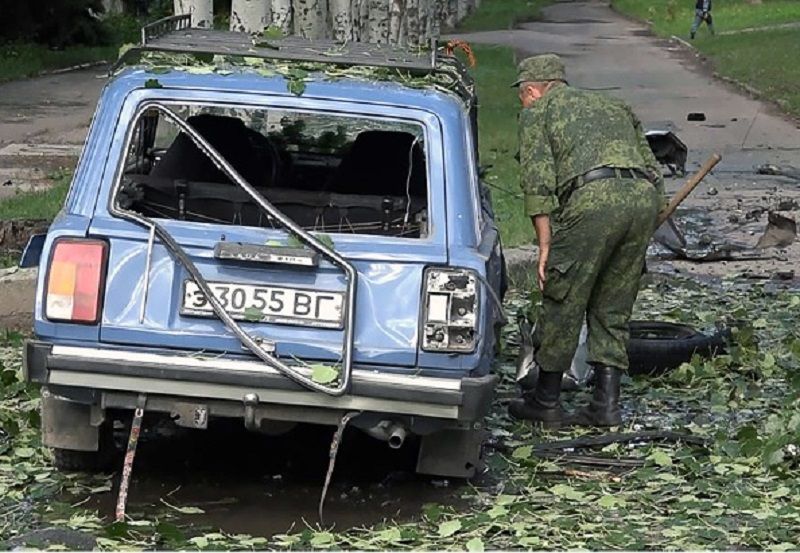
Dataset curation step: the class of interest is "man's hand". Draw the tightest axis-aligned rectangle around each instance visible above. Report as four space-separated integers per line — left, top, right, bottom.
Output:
537 247 549 291
531 214 552 291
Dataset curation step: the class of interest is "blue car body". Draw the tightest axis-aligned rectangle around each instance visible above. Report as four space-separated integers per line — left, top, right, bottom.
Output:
25 63 505 477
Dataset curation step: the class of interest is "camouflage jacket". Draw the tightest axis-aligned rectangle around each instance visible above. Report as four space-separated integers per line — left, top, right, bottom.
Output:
518 83 665 217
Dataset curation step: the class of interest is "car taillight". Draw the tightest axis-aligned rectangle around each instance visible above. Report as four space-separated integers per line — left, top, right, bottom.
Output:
421 267 479 353
45 238 107 324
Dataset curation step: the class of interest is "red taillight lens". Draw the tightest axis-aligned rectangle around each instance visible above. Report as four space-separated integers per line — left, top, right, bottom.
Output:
45 239 107 324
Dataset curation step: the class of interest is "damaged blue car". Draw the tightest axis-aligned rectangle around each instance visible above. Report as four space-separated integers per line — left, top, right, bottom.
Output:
23 18 506 478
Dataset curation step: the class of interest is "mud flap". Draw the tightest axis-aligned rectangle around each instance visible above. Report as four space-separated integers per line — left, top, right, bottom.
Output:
41 389 103 452
416 428 487 478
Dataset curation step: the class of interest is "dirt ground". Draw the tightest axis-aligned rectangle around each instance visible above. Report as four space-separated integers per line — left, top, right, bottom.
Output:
454 0 800 282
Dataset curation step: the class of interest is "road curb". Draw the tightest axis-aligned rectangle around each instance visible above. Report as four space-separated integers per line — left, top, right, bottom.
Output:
0 266 37 330
39 60 109 78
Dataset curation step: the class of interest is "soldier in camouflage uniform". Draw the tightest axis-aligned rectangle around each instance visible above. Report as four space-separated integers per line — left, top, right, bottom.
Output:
508 54 665 428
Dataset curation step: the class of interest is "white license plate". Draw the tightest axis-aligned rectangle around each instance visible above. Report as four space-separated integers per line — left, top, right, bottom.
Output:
181 280 344 329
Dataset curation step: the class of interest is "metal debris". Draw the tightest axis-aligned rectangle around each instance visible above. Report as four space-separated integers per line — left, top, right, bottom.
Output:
755 164 800 181
116 394 147 522
318 411 361 524
756 212 797 249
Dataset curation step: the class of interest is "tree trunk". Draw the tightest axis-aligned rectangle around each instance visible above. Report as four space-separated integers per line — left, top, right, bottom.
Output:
444 0 457 29
389 0 405 45
174 0 214 28
355 0 370 41
405 0 420 46
294 0 327 39
330 0 353 42
367 0 390 43
456 0 470 23
431 0 447 37
102 0 124 15
230 0 271 33
418 0 432 45
271 0 293 33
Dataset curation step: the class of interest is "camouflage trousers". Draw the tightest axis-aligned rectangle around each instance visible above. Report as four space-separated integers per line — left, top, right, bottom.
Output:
534 177 662 373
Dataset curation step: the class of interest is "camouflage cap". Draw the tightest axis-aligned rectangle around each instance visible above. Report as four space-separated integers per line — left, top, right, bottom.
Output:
511 54 566 87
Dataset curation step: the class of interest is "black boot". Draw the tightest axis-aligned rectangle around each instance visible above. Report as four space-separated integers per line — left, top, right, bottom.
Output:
570 366 623 427
508 371 566 429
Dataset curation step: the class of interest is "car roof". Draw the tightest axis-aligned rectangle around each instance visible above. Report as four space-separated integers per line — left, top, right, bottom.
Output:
107 66 469 115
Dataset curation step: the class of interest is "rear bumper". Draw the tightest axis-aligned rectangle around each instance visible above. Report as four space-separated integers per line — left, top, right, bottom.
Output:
24 341 497 423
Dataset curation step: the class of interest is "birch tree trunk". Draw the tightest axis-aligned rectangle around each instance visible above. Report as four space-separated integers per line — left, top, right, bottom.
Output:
271 0 293 33
355 0 370 41
426 0 440 41
174 0 214 28
102 0 124 15
405 0 420 46
418 0 431 45
230 0 271 33
294 0 327 39
330 0 353 42
389 0 405 45
444 0 458 29
456 0 471 23
367 0 390 43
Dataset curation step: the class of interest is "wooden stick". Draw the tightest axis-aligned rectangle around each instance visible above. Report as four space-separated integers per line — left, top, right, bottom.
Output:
657 153 722 226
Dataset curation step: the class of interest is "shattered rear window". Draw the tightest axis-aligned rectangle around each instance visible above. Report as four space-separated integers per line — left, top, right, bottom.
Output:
117 105 429 238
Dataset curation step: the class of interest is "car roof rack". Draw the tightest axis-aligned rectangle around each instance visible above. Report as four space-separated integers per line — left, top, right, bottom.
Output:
114 14 475 100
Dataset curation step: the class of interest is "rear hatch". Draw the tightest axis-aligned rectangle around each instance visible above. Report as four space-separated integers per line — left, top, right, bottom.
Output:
91 99 447 369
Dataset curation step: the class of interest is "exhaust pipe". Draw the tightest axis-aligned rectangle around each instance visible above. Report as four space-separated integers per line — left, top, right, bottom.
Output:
387 425 407 449
365 420 408 449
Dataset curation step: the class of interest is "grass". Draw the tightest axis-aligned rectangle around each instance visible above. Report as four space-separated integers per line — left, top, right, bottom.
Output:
700 29 800 117
0 43 117 84
613 0 800 37
0 170 71 221
612 0 800 118
471 45 529 247
456 0 547 32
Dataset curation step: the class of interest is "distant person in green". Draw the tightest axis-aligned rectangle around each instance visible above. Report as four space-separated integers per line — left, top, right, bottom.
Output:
691 0 715 39
509 54 665 428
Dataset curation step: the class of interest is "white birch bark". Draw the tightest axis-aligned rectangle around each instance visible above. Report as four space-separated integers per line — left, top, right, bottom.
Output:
271 0 293 33
405 0 420 46
367 0 390 43
230 0 271 33
174 0 214 28
418 0 431 45
444 0 458 29
355 0 370 41
389 0 405 45
456 0 470 23
102 0 124 15
294 0 327 39
330 0 353 42
425 0 440 41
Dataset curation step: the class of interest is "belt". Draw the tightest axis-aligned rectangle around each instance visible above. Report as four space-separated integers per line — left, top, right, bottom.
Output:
569 167 652 189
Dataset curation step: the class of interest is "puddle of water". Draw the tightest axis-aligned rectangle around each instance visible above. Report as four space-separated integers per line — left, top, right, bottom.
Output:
80 420 469 536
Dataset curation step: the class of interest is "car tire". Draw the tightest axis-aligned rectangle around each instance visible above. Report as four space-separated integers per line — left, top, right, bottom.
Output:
627 321 729 376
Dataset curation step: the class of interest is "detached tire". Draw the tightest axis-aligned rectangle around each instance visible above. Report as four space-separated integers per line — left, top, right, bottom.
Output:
627 321 728 375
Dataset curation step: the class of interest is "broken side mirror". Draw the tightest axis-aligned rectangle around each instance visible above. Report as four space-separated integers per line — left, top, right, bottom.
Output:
19 234 46 268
